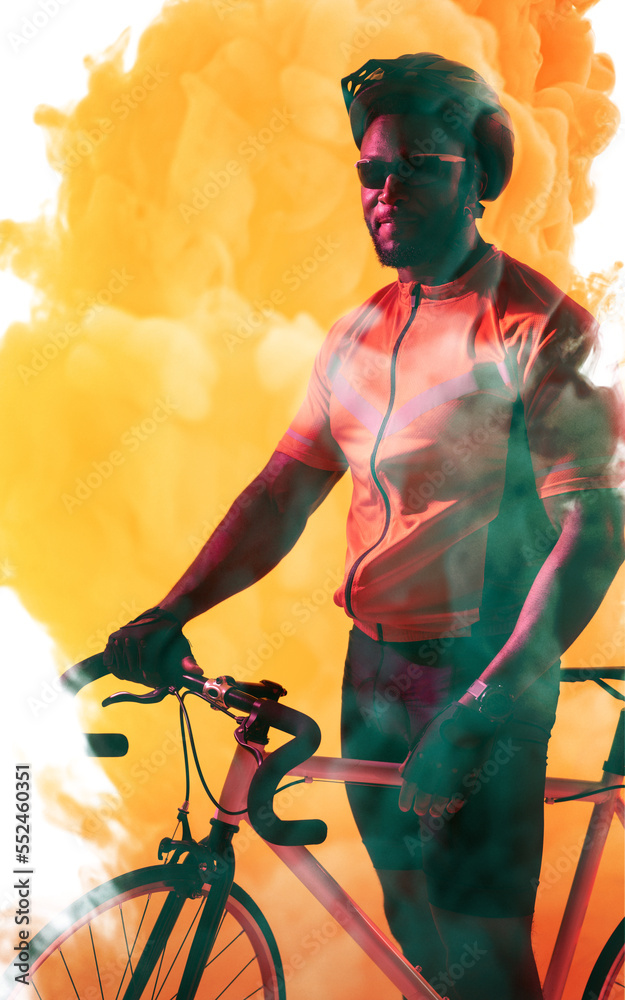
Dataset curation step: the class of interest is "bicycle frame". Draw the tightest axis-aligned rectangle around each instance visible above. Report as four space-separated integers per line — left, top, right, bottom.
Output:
541 770 624 1000
214 741 624 1000
216 743 443 1000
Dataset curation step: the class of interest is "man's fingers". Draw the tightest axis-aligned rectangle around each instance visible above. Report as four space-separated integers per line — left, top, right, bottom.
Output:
414 789 432 817
446 793 466 814
182 655 203 676
398 781 417 812
428 795 449 818
114 638 132 681
429 793 466 817
399 780 466 819
126 637 143 682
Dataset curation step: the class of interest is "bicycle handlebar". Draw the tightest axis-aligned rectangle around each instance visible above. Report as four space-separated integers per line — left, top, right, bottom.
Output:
245 699 327 846
60 654 129 756
61 656 624 846
61 652 109 694
181 675 328 845
59 655 328 846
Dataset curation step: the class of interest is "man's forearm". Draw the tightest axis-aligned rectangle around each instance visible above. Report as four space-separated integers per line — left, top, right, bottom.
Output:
461 490 625 703
159 451 341 625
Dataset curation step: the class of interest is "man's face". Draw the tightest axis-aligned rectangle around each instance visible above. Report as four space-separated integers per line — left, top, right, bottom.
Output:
359 112 476 273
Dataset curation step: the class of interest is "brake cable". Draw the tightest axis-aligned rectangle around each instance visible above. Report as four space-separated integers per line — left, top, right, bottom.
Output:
171 688 248 816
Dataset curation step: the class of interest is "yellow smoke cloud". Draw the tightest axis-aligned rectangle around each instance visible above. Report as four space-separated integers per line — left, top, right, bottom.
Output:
1 0 622 994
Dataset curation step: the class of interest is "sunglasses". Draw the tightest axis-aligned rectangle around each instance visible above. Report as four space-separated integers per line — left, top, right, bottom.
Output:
355 153 467 189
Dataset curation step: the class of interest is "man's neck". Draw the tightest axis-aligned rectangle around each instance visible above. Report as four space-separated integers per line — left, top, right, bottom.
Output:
396 232 489 286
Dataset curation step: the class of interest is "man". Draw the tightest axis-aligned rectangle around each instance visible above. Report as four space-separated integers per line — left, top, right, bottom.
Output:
105 54 623 1000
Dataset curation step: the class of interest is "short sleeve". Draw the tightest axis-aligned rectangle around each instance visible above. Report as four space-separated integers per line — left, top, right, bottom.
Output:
275 332 349 473
518 299 624 499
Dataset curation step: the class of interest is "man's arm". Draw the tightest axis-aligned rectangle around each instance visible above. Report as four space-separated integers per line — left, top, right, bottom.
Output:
461 488 625 701
399 488 624 818
401 297 624 816
159 450 343 625
103 450 342 683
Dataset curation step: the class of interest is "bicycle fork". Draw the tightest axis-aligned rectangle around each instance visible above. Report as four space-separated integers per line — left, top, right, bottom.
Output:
121 821 237 1000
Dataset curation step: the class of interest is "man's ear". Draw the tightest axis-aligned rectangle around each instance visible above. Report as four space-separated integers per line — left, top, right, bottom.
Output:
464 163 487 219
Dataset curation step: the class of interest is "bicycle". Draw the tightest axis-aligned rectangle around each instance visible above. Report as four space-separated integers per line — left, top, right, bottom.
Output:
1 656 623 1000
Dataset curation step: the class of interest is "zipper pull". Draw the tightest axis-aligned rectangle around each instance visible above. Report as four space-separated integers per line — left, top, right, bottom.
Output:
410 286 420 309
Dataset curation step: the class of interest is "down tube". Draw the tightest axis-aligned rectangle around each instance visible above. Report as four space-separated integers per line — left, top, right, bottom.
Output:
266 839 443 1000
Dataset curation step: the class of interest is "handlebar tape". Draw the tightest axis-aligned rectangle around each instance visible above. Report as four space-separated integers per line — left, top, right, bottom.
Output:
244 698 328 846
60 653 129 757
60 653 109 694
84 733 129 757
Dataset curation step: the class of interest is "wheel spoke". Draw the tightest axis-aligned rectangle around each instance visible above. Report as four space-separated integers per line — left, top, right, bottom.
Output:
88 924 105 1000
2 869 285 1000
149 936 169 1000
240 987 266 1000
151 897 204 1000
214 956 256 999
115 893 153 1000
59 947 81 998
206 929 245 967
118 903 135 978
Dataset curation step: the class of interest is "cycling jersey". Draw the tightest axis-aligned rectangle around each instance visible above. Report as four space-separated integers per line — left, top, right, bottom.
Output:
276 245 621 641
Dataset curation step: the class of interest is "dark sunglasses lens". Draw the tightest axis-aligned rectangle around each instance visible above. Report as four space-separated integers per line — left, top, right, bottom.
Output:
407 156 443 183
357 161 389 188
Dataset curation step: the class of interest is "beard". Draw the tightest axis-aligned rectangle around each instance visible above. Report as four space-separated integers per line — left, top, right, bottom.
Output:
364 200 469 271
365 221 429 268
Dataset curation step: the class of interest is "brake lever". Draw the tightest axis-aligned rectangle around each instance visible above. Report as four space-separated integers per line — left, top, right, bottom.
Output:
102 685 173 708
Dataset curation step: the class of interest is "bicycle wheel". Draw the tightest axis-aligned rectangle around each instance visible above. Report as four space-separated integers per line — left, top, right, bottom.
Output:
2 864 285 1000
583 920 625 1000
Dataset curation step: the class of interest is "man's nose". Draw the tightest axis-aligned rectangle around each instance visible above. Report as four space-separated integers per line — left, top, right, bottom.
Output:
378 172 410 204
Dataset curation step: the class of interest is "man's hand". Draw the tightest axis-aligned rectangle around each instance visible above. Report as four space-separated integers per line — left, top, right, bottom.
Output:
102 607 202 687
398 702 499 818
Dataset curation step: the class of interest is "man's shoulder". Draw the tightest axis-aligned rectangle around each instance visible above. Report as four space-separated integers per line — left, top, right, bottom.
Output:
335 281 397 324
323 281 397 344
493 249 596 333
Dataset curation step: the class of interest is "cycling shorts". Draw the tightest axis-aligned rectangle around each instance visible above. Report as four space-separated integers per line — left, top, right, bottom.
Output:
341 626 560 917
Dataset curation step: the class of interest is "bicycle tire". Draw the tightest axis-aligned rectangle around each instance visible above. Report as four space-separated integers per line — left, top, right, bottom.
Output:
1 864 285 1000
582 920 625 1000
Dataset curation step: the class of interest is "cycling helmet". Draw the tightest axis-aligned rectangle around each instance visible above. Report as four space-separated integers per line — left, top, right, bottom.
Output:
341 53 514 201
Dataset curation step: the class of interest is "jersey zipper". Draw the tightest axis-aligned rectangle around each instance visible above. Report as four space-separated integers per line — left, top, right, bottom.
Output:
344 286 420 619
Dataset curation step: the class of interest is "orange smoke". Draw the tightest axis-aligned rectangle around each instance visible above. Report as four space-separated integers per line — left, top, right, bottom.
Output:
0 0 622 995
